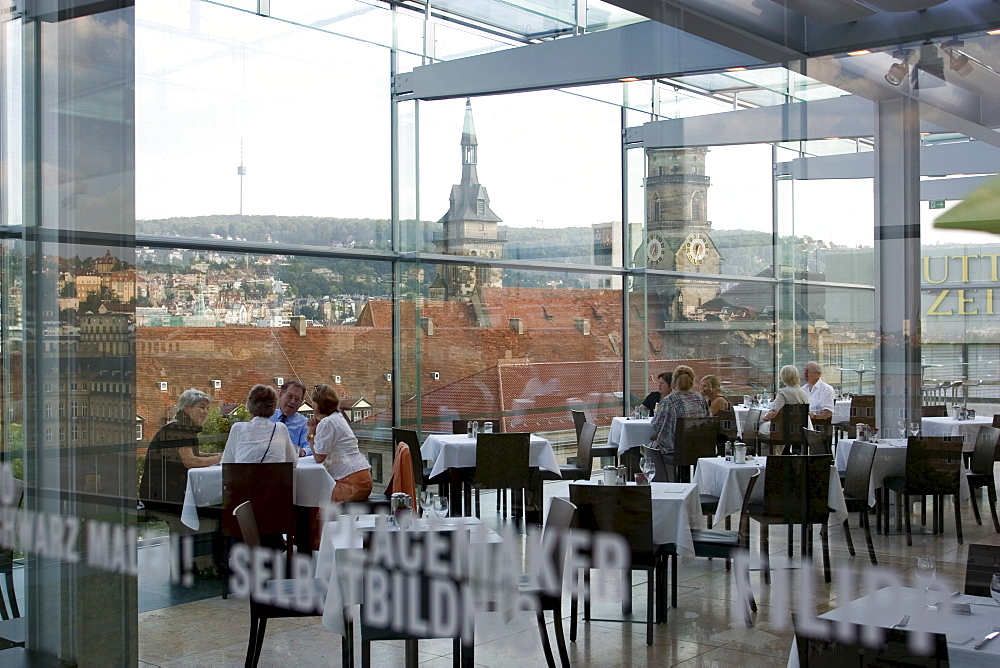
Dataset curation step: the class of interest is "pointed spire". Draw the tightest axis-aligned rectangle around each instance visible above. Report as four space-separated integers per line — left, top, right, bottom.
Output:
461 98 477 148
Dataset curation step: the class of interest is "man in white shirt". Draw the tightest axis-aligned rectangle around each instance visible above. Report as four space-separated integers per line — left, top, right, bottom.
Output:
803 361 835 421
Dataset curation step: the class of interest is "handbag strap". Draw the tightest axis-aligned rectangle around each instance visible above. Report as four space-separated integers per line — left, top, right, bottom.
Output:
259 423 277 463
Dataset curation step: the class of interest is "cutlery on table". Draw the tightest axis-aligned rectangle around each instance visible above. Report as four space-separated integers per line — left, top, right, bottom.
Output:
890 614 910 629
974 627 1000 650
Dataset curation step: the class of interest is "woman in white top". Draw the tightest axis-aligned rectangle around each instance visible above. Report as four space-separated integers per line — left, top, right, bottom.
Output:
221 384 299 465
308 383 372 503
760 365 810 435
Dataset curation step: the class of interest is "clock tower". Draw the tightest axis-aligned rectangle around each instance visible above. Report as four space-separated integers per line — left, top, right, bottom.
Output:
642 146 721 319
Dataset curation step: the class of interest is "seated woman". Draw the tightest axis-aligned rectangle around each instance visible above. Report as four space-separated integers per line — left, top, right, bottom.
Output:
700 375 730 416
221 384 299 465
140 388 222 536
648 365 709 482
760 364 810 435
308 384 373 504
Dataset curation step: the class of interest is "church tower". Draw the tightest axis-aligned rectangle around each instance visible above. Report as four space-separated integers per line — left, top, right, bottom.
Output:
642 146 721 319
432 99 506 301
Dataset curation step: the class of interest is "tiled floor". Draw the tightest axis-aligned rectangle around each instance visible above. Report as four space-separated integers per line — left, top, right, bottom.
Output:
137 477 1000 667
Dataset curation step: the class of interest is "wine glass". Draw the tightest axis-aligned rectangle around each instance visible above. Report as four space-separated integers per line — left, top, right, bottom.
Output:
419 490 436 518
990 574 1000 607
910 422 920 437
915 556 937 608
639 456 656 481
432 495 450 521
897 419 906 440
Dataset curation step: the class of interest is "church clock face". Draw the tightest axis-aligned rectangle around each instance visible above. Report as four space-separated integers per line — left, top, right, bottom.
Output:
685 235 708 265
646 234 665 264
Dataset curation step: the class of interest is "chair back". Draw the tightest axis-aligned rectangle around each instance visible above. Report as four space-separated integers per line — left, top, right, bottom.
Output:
969 426 1000 475
222 462 294 538
576 422 597 476
474 432 530 489
842 441 876 502
570 484 657 567
725 396 745 410
385 442 418 509
717 408 739 444
802 428 832 457
232 500 261 548
793 617 949 668
922 405 948 418
539 497 578 588
902 436 963 495
673 416 720 467
849 395 876 428
452 419 469 435
769 404 811 450
761 454 831 525
571 409 586 441
993 413 1000 429
964 543 1000 597
742 408 763 448
736 470 761 548
391 428 424 487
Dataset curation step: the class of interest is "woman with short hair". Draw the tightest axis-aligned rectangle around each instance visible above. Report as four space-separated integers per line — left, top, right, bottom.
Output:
221 384 298 465
763 365 809 422
648 365 709 482
308 384 372 503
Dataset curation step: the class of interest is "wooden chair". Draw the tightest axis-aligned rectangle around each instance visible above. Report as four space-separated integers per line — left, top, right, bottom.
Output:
802 428 832 457
543 422 596 482
473 432 531 523
717 408 740 450
884 437 964 546
523 497 577 668
840 441 878 565
671 416 720 482
233 501 326 668
691 470 760 627
967 426 1000 532
574 409 617 465
726 395 745 409
750 454 833 584
964 543 1000 597
223 463 296 575
760 404 810 455
741 408 764 455
922 405 948 418
569 484 666 645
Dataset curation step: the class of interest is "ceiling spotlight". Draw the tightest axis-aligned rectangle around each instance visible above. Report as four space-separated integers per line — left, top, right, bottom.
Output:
885 61 909 85
943 40 974 77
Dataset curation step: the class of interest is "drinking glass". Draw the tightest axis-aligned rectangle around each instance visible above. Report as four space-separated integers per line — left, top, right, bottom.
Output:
396 508 413 531
910 422 920 437
915 556 937 608
433 495 450 520
640 456 656 481
991 574 1000 607
897 419 906 439
419 491 435 518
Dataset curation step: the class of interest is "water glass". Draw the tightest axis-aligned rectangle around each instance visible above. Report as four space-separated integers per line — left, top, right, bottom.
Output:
910 422 920 437
915 556 937 608
897 419 906 439
432 495 450 520
419 490 435 517
639 456 656 481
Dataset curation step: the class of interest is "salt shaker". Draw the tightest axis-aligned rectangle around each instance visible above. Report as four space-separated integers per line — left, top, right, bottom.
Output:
483 421 493 434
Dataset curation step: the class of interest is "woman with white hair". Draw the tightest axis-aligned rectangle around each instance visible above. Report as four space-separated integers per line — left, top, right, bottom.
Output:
140 388 222 528
763 365 809 422
221 384 298 465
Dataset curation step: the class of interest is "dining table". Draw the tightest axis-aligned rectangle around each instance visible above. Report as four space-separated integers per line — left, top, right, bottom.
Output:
181 458 335 531
315 514 508 666
787 585 1000 668
692 456 849 528
557 480 702 560
421 432 560 479
608 416 653 456
921 415 993 449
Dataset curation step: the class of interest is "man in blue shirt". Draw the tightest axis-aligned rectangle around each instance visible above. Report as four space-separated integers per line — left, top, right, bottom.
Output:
271 380 310 456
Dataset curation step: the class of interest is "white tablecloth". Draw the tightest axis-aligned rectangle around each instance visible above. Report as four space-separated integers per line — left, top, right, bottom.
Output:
316 515 504 636
835 438 970 506
559 481 701 559
692 456 849 527
832 399 851 424
788 586 1000 668
921 416 992 448
609 416 653 455
181 459 335 530
421 433 559 478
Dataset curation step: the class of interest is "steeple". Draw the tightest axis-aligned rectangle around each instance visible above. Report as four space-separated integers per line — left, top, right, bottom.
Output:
461 98 478 184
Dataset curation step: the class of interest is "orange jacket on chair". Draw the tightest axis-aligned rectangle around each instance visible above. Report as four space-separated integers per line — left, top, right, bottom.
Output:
386 441 417 510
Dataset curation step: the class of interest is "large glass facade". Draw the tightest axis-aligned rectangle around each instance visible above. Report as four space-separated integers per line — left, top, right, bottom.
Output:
1 0 999 663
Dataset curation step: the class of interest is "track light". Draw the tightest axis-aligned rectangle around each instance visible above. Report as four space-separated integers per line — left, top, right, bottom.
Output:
943 40 974 77
885 48 912 86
